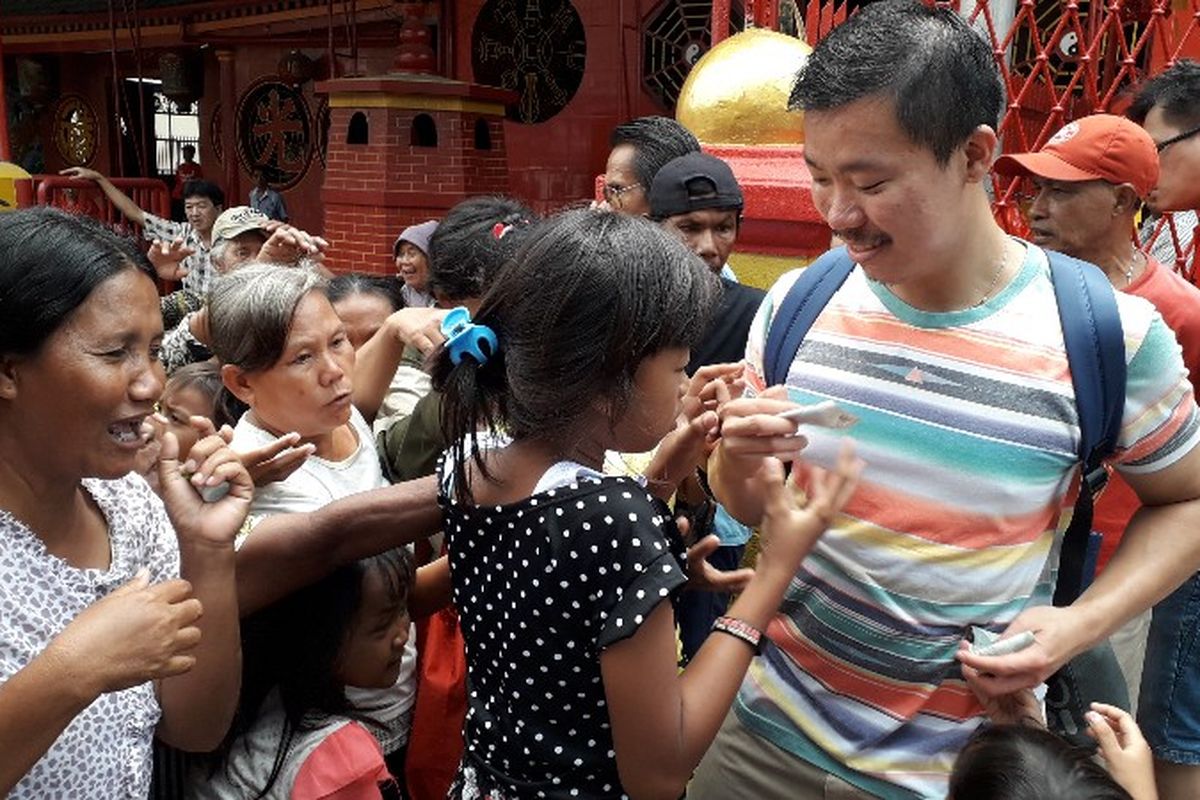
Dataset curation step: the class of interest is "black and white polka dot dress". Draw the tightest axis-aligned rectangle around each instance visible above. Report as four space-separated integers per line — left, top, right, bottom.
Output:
440 468 687 800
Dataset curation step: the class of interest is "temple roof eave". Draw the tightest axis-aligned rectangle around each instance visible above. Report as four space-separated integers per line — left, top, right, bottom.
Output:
1 0 395 55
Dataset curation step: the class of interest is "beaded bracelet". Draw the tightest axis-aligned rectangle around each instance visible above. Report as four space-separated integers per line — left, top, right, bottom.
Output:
712 615 763 655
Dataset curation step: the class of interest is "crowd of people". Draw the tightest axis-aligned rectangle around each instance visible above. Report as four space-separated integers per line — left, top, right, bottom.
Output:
6 2 1200 799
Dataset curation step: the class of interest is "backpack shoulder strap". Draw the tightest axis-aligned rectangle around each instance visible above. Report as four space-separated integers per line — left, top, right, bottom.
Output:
763 247 856 386
1046 249 1126 606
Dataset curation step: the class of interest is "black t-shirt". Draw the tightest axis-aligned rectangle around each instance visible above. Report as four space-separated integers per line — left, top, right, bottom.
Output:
442 473 687 800
687 277 766 374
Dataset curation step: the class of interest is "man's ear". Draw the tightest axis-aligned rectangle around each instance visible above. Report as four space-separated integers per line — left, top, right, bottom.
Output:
0 355 19 401
963 125 1000 183
1113 184 1142 216
221 363 255 405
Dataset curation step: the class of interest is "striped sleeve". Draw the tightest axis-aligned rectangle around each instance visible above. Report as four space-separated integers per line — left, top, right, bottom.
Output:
1114 311 1200 473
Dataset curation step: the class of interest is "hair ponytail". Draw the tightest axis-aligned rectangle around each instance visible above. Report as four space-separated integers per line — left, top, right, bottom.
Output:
431 311 508 505
433 209 720 506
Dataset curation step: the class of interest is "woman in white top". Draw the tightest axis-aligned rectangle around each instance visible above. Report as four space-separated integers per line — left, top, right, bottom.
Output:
0 207 251 798
206 264 418 778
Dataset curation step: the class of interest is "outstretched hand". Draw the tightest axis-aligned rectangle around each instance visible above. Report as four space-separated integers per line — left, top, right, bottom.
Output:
157 416 252 549
1088 702 1157 800
58 166 103 182
258 221 329 265
687 362 744 415
236 430 315 487
685 532 754 594
147 237 194 282
389 307 450 356
755 443 861 581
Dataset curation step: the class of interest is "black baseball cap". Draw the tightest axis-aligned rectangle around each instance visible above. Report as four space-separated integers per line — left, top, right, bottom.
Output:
649 152 744 220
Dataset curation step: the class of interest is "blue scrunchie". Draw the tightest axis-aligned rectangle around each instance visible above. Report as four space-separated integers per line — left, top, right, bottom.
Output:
441 306 499 366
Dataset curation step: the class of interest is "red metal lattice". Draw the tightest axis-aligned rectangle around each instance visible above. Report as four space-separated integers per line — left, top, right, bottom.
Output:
34 175 170 238
733 0 1200 275
952 0 1200 254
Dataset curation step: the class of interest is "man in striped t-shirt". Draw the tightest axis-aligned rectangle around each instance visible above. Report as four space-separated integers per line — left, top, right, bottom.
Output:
690 4 1200 799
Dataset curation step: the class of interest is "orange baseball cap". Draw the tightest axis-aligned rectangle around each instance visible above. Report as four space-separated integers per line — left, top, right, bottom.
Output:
994 114 1159 199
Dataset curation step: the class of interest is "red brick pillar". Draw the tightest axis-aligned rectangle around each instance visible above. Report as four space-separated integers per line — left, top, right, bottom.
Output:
316 76 515 274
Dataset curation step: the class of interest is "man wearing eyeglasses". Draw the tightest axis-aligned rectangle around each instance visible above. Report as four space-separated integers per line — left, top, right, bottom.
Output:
1129 62 1200 286
602 116 701 215
1122 60 1200 800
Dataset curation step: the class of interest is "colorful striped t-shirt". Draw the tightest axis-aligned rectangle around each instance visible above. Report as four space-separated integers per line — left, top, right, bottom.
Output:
736 243 1200 799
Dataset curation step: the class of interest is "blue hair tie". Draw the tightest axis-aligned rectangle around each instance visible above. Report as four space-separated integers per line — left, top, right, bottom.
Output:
441 306 499 366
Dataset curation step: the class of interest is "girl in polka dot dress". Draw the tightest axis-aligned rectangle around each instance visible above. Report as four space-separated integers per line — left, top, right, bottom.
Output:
431 209 861 800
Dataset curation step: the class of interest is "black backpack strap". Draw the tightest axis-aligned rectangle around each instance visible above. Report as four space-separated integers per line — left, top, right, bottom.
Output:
1047 250 1126 606
763 247 856 386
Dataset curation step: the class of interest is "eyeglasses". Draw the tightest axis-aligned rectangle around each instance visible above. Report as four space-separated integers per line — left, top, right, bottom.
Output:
602 181 643 204
1156 124 1200 153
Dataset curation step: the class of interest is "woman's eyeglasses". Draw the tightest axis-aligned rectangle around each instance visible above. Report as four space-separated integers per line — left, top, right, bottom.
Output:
602 181 643 204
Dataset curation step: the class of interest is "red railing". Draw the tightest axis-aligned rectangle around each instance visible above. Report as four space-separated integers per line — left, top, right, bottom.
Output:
34 175 170 239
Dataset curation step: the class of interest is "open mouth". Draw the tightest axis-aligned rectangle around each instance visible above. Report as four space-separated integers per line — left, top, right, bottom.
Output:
107 417 150 447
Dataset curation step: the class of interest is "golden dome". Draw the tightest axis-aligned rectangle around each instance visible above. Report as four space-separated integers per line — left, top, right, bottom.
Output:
676 28 812 146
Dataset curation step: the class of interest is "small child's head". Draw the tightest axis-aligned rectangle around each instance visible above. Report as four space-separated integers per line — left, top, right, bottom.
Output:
218 548 415 792
247 548 414 700
427 195 537 309
235 550 414 732
157 361 222 460
433 209 720 500
949 724 1132 799
334 548 415 691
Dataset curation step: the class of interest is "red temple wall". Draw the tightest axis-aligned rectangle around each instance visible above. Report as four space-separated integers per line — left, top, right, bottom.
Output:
452 0 661 214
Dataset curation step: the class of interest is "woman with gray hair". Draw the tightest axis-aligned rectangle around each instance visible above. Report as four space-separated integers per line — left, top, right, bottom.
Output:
205 263 418 787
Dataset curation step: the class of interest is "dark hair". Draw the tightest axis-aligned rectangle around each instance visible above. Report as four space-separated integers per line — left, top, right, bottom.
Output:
181 179 225 208
328 272 405 311
0 206 155 357
949 725 1133 800
181 144 196 157
432 209 720 503
164 358 240 431
214 548 415 799
163 360 222 420
789 0 1004 165
609 115 701 187
426 196 537 302
1128 59 1200 128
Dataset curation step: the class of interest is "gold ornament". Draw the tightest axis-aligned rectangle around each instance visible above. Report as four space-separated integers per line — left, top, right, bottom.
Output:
676 28 812 146
54 96 98 167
